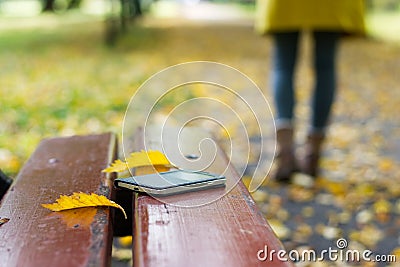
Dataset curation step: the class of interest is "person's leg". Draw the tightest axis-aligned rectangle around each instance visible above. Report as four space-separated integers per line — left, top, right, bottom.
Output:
271 31 300 181
302 31 339 177
272 31 300 129
311 31 339 133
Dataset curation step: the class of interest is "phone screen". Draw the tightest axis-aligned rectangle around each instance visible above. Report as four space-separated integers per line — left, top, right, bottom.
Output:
116 170 224 190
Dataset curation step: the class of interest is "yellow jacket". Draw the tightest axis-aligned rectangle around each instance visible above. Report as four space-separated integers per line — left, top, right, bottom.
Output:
255 0 366 35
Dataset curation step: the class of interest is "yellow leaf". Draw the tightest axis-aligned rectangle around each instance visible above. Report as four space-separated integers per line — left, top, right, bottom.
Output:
125 150 171 168
354 183 375 198
391 247 400 258
102 150 172 173
378 158 394 172
153 165 171 173
268 219 291 239
118 236 133 247
316 177 346 196
242 176 252 189
251 190 268 203
42 192 127 219
0 217 10 226
374 198 392 214
102 159 128 173
48 207 98 229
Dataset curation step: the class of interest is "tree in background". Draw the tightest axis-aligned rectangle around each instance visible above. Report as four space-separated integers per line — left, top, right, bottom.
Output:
366 0 399 11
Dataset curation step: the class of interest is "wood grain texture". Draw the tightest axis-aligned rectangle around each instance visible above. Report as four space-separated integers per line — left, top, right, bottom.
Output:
132 126 293 267
0 133 117 267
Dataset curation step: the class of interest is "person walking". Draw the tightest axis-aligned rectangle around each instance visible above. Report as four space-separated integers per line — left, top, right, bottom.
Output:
255 0 365 181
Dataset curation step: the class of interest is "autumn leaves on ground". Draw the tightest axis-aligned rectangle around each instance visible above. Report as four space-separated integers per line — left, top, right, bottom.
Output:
1 3 400 266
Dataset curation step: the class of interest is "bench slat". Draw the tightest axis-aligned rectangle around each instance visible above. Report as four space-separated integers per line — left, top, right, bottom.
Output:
131 127 292 267
0 133 117 267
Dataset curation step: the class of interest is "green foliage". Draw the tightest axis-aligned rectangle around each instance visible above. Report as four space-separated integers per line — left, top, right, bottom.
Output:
366 0 400 11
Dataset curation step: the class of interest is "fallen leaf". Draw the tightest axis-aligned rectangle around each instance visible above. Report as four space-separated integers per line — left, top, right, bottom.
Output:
126 150 171 169
241 176 252 189
354 183 375 198
301 206 314 218
102 150 172 173
391 247 400 259
118 236 133 247
349 225 384 248
378 158 394 172
292 224 313 243
250 190 268 202
268 219 291 240
102 159 128 173
320 225 341 240
152 165 171 173
316 177 347 196
112 246 132 262
315 193 335 205
343 192 366 211
42 192 127 219
49 207 98 229
276 208 289 222
292 173 315 188
0 218 10 226
356 209 374 224
373 198 392 223
387 183 400 198
288 185 314 202
336 212 351 224
347 241 367 254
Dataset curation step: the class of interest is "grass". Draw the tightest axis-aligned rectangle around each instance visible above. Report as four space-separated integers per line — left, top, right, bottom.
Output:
0 17 144 174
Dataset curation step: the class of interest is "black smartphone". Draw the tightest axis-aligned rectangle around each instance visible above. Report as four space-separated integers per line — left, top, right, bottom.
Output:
114 169 226 197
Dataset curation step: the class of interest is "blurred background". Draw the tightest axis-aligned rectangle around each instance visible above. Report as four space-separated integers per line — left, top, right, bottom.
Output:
1 0 400 266
1 0 399 176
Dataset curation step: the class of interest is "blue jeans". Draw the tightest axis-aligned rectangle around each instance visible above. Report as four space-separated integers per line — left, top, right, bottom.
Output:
272 31 339 133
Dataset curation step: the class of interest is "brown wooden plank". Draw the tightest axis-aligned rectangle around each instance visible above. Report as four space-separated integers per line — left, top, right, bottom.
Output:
131 126 293 267
0 133 117 267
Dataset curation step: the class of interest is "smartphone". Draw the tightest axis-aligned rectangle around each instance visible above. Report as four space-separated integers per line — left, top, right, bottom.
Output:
114 169 226 197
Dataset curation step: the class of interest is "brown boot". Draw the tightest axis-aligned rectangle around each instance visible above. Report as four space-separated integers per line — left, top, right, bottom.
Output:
300 133 325 177
274 128 297 182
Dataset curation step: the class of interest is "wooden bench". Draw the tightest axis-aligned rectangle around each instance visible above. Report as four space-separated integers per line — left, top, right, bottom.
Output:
0 129 292 266
128 126 292 267
0 133 118 267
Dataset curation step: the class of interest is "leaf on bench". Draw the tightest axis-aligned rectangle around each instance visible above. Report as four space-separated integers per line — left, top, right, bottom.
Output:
102 150 172 173
102 159 129 173
48 207 98 229
0 217 10 226
42 192 127 219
